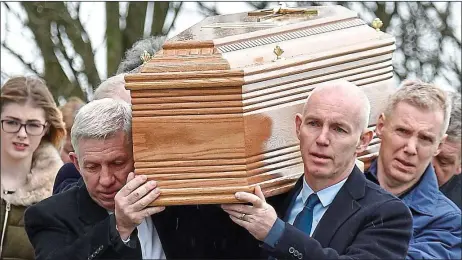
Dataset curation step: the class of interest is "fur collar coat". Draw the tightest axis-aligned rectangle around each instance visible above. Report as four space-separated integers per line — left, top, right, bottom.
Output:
1 141 63 206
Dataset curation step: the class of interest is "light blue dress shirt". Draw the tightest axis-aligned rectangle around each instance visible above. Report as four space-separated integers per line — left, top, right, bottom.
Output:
287 177 347 236
264 177 347 247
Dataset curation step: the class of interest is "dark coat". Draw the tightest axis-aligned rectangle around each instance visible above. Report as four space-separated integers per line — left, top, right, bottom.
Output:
260 166 413 260
366 161 461 259
1 142 63 260
25 178 220 260
52 163 80 195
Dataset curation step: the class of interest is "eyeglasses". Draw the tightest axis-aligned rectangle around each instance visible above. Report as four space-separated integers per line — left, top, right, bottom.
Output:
1 119 47 136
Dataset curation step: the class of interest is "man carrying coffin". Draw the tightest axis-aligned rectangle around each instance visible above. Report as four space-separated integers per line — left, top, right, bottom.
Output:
222 80 413 260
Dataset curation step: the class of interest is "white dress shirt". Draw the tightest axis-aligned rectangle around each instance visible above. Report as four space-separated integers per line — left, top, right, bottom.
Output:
109 211 166 259
137 216 166 259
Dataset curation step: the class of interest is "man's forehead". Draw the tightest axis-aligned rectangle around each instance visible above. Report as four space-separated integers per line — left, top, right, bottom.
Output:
77 135 131 155
79 148 131 164
388 103 444 130
305 96 361 123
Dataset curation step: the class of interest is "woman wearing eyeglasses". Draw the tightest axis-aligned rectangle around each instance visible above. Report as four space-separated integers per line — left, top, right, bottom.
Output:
1 76 66 260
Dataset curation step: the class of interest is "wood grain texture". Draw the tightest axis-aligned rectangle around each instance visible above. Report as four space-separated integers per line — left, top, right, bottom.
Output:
126 7 394 206
130 87 242 98
126 70 244 81
126 77 244 90
132 115 246 162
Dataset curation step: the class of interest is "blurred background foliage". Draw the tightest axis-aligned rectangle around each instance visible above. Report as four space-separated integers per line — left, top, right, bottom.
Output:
1 2 460 103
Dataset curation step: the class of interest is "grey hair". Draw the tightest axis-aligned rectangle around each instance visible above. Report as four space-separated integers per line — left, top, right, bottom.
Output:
71 98 132 156
305 80 371 131
384 80 451 138
93 74 130 103
116 36 166 74
446 92 461 142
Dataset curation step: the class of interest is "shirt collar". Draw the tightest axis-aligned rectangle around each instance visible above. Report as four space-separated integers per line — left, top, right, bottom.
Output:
365 158 438 216
301 177 348 207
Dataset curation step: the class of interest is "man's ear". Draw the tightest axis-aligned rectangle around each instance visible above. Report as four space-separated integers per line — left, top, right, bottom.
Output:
69 152 82 176
375 113 386 139
295 113 303 140
434 134 448 157
356 129 374 154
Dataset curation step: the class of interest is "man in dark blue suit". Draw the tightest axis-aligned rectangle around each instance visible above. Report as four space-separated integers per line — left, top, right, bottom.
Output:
222 80 413 260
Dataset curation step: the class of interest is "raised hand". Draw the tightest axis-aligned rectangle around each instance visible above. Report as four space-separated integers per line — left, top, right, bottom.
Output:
221 185 278 241
114 172 165 240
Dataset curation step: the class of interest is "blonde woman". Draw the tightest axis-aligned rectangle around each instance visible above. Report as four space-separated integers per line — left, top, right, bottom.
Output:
1 76 66 260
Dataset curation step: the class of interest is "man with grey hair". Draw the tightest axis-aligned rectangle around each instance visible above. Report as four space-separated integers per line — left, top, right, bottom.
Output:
433 92 461 209
52 73 130 194
221 80 413 259
24 98 172 259
365 80 461 259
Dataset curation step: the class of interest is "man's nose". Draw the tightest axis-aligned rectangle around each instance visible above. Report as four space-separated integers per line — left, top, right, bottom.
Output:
99 166 115 187
404 136 418 156
316 126 330 146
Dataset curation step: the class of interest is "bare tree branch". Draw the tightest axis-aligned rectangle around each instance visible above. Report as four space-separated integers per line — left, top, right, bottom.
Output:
124 2 148 52
21 2 85 101
195 2 219 16
1 43 39 75
164 2 183 36
76 2 80 19
106 2 122 76
52 2 100 88
3 3 26 24
57 26 78 82
152 1 170 36
245 2 270 10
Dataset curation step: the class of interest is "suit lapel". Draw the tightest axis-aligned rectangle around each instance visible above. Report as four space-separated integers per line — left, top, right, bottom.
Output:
76 179 108 224
311 166 366 247
273 176 304 221
75 179 143 259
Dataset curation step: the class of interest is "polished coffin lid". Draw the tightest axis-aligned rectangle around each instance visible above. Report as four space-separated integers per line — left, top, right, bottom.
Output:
125 5 394 206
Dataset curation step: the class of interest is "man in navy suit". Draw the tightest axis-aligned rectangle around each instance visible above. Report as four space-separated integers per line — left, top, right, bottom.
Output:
222 80 413 260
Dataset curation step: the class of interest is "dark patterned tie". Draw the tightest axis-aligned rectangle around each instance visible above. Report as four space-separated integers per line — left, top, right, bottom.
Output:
293 193 320 235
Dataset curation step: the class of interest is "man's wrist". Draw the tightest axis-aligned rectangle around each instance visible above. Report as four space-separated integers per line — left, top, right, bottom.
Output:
115 224 133 241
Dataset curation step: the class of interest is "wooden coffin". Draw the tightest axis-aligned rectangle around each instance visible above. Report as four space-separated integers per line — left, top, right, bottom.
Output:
125 5 394 206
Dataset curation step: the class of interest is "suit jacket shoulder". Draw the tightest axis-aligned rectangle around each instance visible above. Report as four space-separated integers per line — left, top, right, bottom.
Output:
264 166 413 260
25 180 141 260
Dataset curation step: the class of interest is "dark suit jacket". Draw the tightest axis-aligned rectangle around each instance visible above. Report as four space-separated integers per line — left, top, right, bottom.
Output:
47 163 260 259
25 178 213 260
261 166 413 260
52 163 80 195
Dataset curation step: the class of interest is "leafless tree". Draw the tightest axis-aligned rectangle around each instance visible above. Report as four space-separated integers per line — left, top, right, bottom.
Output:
1 2 183 102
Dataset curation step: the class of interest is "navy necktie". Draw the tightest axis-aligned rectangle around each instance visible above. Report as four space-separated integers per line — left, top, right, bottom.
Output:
293 193 320 236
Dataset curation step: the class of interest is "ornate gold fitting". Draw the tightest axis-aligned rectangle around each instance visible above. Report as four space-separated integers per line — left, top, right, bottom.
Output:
273 45 285 62
372 18 383 32
140 50 152 64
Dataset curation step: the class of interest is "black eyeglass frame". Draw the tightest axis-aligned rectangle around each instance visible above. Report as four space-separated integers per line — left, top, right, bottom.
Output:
1 120 48 136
